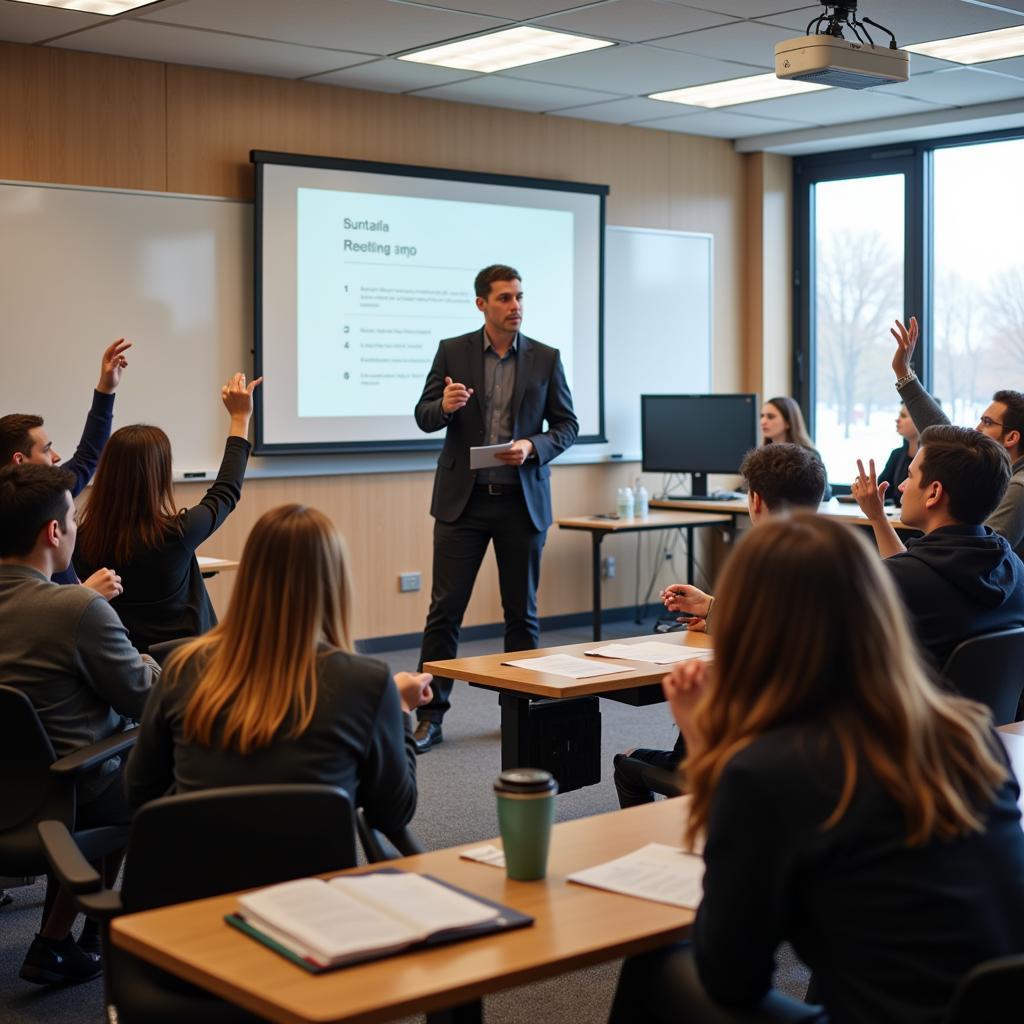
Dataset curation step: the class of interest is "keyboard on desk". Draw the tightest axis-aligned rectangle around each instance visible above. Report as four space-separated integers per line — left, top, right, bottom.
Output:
662 492 744 502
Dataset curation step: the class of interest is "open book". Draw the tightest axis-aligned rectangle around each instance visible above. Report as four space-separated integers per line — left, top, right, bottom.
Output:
227 871 531 971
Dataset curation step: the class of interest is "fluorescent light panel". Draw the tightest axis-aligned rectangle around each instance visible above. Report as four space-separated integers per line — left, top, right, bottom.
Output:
398 26 613 73
8 0 156 12
907 25 1024 64
649 73 829 108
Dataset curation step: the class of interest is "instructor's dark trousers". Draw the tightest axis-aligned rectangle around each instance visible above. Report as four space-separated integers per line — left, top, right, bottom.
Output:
418 485 545 723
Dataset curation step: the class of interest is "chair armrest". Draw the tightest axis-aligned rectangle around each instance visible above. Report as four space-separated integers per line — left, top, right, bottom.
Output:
38 820 102 893
50 727 139 776
356 809 424 862
388 826 425 857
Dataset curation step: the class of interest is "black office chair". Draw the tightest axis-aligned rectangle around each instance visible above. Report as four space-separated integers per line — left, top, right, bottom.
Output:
355 808 424 862
941 627 1024 726
944 954 1024 1023
41 784 358 1024
0 685 135 944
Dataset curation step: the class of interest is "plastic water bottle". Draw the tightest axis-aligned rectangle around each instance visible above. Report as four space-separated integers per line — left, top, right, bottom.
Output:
634 482 649 519
617 486 634 519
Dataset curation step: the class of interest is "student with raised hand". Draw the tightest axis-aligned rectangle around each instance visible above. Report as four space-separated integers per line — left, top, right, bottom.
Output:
891 315 1024 557
0 464 158 985
0 337 131 593
125 504 431 839
852 425 1024 667
609 515 1024 1024
72 371 261 653
876 403 919 508
760 395 831 499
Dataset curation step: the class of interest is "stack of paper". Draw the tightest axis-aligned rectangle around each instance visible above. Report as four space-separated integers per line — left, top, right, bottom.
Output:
568 843 704 908
584 642 713 665
500 654 628 679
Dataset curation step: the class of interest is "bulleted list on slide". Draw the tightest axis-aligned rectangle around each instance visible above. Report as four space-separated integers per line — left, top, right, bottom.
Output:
295 188 574 420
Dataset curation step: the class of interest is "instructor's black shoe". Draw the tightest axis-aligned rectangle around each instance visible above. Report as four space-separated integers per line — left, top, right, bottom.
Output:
413 720 443 754
19 934 102 985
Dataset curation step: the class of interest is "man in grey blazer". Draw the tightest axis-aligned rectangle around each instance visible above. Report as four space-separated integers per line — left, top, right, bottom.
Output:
412 265 578 751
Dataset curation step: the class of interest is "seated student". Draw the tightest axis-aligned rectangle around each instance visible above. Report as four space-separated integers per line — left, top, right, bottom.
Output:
852 424 1024 667
609 515 1024 1024
73 372 260 653
877 403 919 508
0 464 158 985
612 444 825 809
0 337 131 594
125 504 432 839
891 316 1024 557
760 395 832 500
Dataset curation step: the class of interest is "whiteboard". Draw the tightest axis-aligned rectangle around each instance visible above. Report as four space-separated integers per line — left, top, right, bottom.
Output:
0 182 713 476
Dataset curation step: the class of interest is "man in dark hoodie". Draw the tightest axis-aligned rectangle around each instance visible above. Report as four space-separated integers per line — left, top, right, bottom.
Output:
853 424 1024 667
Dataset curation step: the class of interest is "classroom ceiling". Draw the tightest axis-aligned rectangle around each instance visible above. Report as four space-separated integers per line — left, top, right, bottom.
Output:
3 0 1024 153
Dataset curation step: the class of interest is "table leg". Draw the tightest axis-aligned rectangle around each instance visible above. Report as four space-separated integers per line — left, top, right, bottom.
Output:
686 525 694 585
427 999 483 1024
500 692 531 770
592 532 604 641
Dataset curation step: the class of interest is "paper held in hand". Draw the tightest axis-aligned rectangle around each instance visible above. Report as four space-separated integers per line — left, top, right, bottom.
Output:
584 642 713 665
470 441 515 469
232 872 517 969
568 842 705 909
500 654 628 679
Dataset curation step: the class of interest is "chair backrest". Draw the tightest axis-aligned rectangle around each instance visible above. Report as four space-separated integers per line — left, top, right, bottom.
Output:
945 954 1024 1022
120 784 358 913
941 628 1024 726
0 685 72 834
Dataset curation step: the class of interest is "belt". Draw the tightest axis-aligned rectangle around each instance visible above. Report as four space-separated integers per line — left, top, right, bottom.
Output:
474 483 522 496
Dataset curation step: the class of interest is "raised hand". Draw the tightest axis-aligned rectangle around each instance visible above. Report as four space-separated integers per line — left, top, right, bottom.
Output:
97 338 132 394
221 372 263 437
441 376 473 415
891 316 919 379
852 457 888 521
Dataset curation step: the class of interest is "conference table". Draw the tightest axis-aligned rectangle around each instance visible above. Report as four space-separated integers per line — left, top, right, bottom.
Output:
556 509 732 640
424 630 712 793
110 797 695 1024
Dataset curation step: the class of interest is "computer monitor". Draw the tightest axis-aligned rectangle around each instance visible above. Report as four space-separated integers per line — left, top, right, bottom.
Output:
641 394 759 497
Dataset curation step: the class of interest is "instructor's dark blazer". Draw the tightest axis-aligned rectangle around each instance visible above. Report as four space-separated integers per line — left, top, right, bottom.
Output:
415 329 578 531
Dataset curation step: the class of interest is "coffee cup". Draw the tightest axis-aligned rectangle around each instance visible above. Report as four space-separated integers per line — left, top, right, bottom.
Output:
494 768 558 881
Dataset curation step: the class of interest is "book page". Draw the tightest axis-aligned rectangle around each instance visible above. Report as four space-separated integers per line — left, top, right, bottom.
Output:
329 873 497 937
568 843 705 908
585 642 712 665
238 878 416 964
501 654 628 679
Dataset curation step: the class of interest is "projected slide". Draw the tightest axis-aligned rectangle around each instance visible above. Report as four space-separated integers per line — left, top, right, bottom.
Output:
296 189 573 419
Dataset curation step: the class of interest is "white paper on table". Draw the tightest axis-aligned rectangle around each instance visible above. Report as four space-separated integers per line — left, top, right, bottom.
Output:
470 442 515 469
460 844 506 868
568 842 704 908
584 642 713 665
196 556 221 567
500 654 628 679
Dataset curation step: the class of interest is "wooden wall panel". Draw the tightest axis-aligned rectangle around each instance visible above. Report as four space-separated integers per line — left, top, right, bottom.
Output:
0 43 166 191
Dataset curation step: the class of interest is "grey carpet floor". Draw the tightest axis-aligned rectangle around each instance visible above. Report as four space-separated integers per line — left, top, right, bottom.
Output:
0 616 809 1023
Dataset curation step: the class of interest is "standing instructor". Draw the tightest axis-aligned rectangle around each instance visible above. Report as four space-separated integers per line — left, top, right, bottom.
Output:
413 265 578 752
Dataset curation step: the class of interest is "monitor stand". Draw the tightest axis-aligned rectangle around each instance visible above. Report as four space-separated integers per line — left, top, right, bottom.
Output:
663 473 737 502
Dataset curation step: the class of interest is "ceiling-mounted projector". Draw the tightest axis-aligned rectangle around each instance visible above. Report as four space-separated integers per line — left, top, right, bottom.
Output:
775 1 909 89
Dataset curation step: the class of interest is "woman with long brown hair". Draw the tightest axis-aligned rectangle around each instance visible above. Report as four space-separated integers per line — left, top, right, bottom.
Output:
760 395 831 500
73 372 259 652
125 504 431 833
609 514 1024 1024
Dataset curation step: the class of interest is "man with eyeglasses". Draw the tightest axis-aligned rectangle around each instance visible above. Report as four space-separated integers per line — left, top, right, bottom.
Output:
891 316 1024 562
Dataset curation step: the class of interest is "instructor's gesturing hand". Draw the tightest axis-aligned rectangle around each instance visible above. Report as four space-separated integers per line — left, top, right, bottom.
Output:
441 376 474 414
494 439 534 465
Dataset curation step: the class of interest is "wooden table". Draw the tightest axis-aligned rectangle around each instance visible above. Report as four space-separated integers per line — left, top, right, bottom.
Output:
110 799 694 1024
196 555 240 579
557 509 732 640
650 496 912 531
424 630 712 792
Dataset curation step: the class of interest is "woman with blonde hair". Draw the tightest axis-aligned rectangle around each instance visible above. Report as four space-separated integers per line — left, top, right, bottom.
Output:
609 514 1024 1024
126 504 431 835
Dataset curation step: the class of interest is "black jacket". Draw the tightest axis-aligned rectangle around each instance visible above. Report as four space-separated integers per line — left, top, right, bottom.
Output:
886 524 1024 667
414 329 578 531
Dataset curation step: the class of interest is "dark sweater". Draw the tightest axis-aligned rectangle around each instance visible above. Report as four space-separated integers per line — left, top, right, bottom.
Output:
73 436 250 652
886 524 1024 667
53 389 115 586
695 723 1024 1024
125 649 418 835
878 441 912 508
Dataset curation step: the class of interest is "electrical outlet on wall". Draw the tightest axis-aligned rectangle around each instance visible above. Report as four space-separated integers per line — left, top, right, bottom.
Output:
602 555 616 580
398 572 421 593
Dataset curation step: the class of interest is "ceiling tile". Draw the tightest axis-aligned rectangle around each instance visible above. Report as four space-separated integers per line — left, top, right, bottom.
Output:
975 54 1024 78
306 57 477 92
651 19 798 67
139 0 503 55
409 1 597 16
665 1 818 17
634 107 815 136
880 66 1024 105
0 0 104 43
538 0 736 44
727 88 942 125
49 21 370 78
411 75 620 112
499 43 759 93
547 95 692 122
